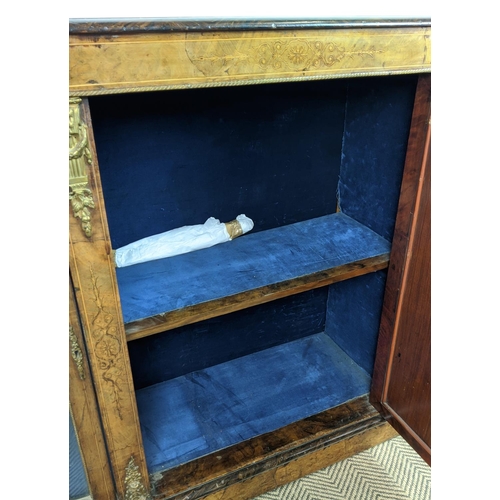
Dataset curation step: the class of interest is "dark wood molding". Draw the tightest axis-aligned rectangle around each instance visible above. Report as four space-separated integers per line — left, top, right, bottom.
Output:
69 18 431 35
370 73 430 404
151 395 390 499
125 254 389 341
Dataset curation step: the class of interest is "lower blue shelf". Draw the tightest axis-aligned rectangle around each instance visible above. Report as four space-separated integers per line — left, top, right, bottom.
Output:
136 332 371 473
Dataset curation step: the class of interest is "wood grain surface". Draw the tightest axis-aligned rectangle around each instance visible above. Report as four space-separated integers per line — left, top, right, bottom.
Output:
70 26 430 95
370 74 431 465
69 276 116 500
68 20 431 499
69 98 150 496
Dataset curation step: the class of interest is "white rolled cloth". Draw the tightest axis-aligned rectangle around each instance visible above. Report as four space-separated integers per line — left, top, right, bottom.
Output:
114 214 254 268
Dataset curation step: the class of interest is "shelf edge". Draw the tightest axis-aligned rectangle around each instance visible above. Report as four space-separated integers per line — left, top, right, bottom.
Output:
125 253 389 341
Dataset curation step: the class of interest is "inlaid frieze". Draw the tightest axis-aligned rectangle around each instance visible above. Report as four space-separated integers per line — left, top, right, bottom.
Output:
190 39 383 74
69 28 431 95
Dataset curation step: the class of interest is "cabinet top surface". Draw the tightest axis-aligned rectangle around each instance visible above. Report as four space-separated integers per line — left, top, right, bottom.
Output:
69 18 431 34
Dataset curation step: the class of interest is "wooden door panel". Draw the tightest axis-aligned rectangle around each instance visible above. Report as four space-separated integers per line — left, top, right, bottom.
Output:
371 74 431 465
385 150 430 449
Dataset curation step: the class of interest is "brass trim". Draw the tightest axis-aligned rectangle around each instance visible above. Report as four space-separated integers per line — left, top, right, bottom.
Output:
69 68 431 96
124 456 151 500
69 324 85 380
69 97 95 237
225 220 244 240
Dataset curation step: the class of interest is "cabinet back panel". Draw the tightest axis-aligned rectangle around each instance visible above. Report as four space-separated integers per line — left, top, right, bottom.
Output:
339 75 418 241
129 288 328 389
89 80 347 249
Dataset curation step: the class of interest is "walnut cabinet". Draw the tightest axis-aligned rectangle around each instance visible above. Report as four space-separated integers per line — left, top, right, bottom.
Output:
69 18 431 500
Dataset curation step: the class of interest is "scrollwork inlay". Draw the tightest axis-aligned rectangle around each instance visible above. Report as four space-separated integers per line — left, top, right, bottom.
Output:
257 40 383 70
89 266 124 419
187 37 384 77
124 456 151 500
69 97 95 238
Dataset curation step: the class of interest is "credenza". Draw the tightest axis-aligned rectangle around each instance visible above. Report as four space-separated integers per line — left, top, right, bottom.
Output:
69 18 431 500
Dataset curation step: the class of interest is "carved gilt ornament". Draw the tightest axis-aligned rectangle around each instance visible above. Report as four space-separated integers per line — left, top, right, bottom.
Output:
69 97 95 237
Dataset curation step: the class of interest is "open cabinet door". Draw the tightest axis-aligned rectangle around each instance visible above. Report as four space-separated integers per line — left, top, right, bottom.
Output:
370 74 431 465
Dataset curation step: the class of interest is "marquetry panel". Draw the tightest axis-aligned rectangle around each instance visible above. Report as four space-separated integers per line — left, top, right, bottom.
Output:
69 97 150 498
69 27 430 96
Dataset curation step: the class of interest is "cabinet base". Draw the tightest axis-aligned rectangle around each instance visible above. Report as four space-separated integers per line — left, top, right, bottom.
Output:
151 395 397 500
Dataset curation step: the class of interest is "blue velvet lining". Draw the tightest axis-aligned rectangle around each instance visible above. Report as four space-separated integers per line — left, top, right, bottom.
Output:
128 288 328 388
86 77 418 456
116 213 390 324
136 333 370 473
338 75 417 241
89 79 346 249
324 271 387 375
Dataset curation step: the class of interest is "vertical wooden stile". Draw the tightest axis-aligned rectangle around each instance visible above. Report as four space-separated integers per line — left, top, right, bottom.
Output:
69 97 150 498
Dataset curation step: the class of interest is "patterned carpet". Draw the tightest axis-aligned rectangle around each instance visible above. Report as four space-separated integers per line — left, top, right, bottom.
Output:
253 436 431 500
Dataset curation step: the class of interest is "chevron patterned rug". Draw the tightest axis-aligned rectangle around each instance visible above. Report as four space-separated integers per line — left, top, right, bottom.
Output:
253 436 431 500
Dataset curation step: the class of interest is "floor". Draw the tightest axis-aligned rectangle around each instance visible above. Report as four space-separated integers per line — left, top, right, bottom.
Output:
72 435 430 500
253 435 431 500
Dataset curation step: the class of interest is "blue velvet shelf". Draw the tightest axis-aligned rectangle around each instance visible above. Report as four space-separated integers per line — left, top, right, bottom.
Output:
117 213 390 339
135 332 371 473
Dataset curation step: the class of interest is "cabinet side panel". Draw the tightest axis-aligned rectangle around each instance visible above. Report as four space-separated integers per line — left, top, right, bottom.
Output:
70 277 116 500
324 270 387 375
338 74 417 241
69 98 150 496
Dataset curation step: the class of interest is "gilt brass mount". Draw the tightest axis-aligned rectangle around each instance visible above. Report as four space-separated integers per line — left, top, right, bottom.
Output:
69 97 95 237
69 325 85 380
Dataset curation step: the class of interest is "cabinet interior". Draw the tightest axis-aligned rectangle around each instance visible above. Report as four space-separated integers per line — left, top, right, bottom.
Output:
88 74 417 475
